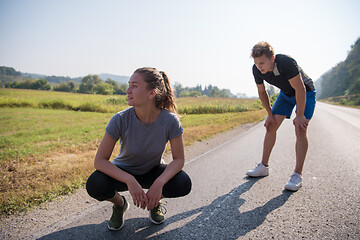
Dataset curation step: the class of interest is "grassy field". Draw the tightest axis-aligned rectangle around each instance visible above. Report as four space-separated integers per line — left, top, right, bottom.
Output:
0 88 128 113
0 88 266 215
321 94 360 108
0 88 263 114
176 96 263 114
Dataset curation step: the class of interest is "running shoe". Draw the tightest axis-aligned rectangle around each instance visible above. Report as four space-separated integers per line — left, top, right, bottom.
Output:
108 196 129 231
246 163 269 177
284 172 302 191
149 200 167 225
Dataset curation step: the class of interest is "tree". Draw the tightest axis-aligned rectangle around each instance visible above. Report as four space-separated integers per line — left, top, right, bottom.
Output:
265 83 278 96
0 66 21 76
189 91 202 97
348 77 360 95
174 82 237 98
53 81 76 92
105 78 127 95
93 82 114 95
316 37 360 99
173 82 184 97
78 74 103 93
115 83 127 95
4 78 51 90
31 78 51 90
236 93 248 98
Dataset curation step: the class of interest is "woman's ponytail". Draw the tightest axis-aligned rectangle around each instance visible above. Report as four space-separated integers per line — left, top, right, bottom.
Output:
134 67 179 116
159 71 178 115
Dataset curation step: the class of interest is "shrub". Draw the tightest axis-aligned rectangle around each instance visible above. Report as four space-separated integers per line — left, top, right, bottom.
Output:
39 100 73 110
106 96 127 105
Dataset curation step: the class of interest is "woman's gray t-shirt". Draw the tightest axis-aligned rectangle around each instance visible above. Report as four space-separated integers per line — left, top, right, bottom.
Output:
105 107 183 175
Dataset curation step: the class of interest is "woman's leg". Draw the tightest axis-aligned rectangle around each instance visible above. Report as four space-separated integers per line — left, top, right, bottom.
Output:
140 164 192 198
86 165 192 201
86 170 128 202
86 170 130 230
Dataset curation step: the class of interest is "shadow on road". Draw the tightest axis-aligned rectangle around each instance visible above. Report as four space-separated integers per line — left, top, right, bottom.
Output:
39 178 294 240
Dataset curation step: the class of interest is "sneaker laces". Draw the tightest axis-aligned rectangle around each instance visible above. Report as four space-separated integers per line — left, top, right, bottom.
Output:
157 201 167 215
256 163 266 168
289 173 301 183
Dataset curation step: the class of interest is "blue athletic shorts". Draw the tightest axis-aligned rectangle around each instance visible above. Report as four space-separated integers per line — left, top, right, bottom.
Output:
272 90 316 119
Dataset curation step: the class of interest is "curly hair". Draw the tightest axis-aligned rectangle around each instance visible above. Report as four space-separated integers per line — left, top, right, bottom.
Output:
251 41 275 58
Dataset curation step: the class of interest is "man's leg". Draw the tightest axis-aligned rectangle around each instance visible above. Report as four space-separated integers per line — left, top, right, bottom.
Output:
246 114 286 177
284 119 310 191
261 115 286 165
293 90 316 174
294 119 310 175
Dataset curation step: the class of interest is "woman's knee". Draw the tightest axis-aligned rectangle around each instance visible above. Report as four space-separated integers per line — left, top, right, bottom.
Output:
163 170 192 198
86 170 115 201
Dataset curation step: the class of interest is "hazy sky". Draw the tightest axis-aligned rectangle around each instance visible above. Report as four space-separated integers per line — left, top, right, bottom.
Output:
1 0 359 96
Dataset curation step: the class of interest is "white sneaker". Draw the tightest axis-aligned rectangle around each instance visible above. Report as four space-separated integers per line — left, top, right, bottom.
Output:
246 163 269 177
285 172 302 191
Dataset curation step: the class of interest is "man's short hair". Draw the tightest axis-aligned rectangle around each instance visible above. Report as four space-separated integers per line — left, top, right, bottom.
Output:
251 42 275 58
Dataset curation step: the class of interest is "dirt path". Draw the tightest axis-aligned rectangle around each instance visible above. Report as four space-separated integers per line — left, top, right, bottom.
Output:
0 122 258 240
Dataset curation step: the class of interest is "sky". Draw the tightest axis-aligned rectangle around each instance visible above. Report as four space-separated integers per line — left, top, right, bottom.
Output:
0 0 359 97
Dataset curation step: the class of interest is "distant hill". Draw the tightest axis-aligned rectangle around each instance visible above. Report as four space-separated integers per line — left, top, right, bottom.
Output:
98 73 129 84
315 37 360 99
0 67 130 86
21 72 129 85
21 72 82 84
0 66 23 86
0 66 21 76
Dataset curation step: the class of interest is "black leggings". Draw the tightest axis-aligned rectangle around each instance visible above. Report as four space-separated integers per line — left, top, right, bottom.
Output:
86 164 192 201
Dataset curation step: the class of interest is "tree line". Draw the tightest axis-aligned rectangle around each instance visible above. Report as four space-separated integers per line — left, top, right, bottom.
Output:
0 66 21 76
173 83 237 98
3 74 128 95
1 68 241 97
315 37 360 99
3 76 237 97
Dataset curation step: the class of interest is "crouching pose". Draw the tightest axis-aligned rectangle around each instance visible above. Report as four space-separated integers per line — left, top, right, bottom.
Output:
86 67 192 230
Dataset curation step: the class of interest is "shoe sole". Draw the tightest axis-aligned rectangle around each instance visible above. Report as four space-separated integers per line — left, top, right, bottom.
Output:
284 184 302 192
246 172 269 177
149 212 165 225
107 202 130 231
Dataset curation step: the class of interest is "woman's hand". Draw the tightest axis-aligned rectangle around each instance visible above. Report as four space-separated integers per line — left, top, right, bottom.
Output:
146 181 163 210
144 135 185 211
127 179 148 209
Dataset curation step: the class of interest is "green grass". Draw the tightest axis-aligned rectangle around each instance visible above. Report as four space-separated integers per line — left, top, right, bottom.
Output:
0 88 128 113
176 96 263 114
0 107 265 165
0 108 113 162
322 94 360 108
0 88 266 215
0 89 263 114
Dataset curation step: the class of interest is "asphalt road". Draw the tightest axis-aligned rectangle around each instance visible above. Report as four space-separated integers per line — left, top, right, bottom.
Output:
29 102 360 239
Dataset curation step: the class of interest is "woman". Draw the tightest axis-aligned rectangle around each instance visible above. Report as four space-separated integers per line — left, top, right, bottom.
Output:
86 67 192 231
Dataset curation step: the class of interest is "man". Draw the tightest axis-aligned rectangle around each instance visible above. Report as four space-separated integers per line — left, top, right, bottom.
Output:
247 42 316 191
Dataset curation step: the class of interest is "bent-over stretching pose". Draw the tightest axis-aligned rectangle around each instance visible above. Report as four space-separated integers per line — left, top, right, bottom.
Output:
246 42 316 191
